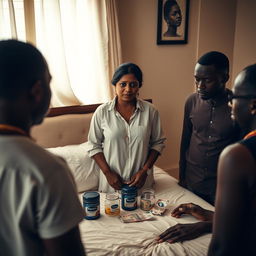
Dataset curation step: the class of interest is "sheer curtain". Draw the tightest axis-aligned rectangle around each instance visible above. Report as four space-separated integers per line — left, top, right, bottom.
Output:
34 0 122 106
0 0 25 40
0 0 121 106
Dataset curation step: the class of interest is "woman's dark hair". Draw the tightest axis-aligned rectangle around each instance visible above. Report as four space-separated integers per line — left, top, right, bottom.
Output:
111 62 143 87
164 0 178 22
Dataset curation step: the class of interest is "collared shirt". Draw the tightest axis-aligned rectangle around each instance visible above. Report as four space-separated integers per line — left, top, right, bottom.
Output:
86 97 166 192
179 90 240 202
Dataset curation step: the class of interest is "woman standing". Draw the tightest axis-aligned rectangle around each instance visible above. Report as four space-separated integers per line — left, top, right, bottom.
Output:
86 63 166 192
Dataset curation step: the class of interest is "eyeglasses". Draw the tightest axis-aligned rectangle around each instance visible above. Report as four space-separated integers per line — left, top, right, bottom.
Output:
228 93 256 104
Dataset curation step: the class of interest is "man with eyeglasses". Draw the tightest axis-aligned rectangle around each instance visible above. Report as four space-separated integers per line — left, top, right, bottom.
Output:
208 63 256 255
156 51 240 244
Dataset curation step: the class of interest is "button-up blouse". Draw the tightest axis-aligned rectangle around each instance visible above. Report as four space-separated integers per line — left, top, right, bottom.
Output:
86 98 166 192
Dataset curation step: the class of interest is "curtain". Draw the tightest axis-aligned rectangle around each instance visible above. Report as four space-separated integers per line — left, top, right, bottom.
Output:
0 0 18 39
34 0 122 106
106 0 122 98
0 0 122 106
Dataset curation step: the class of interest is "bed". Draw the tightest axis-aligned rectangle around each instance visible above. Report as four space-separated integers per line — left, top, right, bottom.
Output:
31 103 214 256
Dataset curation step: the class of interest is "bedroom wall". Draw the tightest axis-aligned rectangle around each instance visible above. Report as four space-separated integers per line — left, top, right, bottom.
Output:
116 0 253 175
232 0 256 82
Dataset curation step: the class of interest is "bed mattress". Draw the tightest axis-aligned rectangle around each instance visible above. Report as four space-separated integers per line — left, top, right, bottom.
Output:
79 166 214 256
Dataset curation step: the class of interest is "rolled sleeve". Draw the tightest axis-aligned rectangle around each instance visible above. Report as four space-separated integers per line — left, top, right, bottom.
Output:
87 107 104 157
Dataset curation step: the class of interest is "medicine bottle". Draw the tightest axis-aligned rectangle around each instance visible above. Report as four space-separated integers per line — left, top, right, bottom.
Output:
83 191 100 220
121 185 138 211
140 188 155 211
105 192 120 216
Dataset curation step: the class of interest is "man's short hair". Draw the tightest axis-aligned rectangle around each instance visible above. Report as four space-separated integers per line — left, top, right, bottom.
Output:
0 40 46 100
197 51 229 74
242 63 256 92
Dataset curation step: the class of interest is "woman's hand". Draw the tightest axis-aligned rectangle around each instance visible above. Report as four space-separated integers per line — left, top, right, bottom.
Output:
104 170 123 190
126 169 148 188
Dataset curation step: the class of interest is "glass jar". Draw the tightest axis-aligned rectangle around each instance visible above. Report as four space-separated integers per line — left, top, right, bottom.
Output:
121 185 138 211
83 191 100 220
140 188 155 211
105 192 120 216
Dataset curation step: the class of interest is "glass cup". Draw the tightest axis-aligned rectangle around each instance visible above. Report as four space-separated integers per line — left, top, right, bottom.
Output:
105 192 120 216
140 188 155 211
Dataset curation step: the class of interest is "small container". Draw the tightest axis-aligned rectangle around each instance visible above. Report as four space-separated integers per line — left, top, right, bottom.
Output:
105 192 120 216
83 191 100 220
121 185 138 211
140 188 155 211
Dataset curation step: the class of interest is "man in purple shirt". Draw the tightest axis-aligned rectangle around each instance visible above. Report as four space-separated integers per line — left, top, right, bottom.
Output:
156 51 240 245
179 51 240 205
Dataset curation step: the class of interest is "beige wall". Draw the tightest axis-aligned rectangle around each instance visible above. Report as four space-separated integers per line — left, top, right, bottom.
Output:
116 0 254 173
198 0 237 88
232 0 256 82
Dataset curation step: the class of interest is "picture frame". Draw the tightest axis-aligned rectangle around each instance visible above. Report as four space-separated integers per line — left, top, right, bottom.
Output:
157 0 190 45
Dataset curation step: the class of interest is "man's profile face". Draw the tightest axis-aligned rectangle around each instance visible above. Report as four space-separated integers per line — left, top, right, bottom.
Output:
167 4 182 27
194 63 226 100
231 71 252 133
31 63 52 125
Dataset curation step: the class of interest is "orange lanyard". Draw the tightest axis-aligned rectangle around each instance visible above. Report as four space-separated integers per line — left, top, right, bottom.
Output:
244 130 256 140
0 124 29 137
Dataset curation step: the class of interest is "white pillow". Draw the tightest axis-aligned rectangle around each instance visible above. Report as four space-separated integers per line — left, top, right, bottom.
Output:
47 142 99 192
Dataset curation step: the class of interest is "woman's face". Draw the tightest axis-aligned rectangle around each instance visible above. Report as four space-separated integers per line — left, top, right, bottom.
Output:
115 73 140 103
167 4 182 27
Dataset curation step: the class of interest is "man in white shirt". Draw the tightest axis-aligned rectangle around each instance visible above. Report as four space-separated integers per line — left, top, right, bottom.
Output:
0 40 85 256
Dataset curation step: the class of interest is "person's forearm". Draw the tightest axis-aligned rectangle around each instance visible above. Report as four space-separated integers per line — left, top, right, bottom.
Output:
200 220 212 233
203 210 214 222
141 150 159 174
92 152 111 174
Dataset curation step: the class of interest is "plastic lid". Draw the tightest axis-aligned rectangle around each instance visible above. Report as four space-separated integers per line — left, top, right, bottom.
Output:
106 192 119 200
83 191 100 202
121 184 137 193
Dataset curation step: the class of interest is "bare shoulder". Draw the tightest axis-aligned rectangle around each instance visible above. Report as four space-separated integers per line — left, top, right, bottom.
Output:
219 142 256 179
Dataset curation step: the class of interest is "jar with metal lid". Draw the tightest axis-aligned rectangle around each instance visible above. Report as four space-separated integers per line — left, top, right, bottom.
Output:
140 188 155 211
121 185 138 211
83 191 100 220
105 192 120 216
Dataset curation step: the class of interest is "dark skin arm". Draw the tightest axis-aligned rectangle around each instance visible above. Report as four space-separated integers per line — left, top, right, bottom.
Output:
127 149 160 188
92 152 123 190
171 203 213 221
43 226 85 256
208 144 253 256
179 99 193 187
156 203 213 243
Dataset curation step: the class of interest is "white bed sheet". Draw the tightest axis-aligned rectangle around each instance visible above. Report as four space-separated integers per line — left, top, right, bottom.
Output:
79 166 214 256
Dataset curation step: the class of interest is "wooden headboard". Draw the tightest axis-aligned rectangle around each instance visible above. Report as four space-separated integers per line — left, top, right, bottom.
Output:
31 99 152 148
47 99 152 117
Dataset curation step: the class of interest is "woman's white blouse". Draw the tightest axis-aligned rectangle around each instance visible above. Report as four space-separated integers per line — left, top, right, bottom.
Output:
86 98 166 192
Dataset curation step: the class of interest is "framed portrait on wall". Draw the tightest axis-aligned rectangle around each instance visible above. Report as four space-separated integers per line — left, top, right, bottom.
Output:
157 0 189 45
